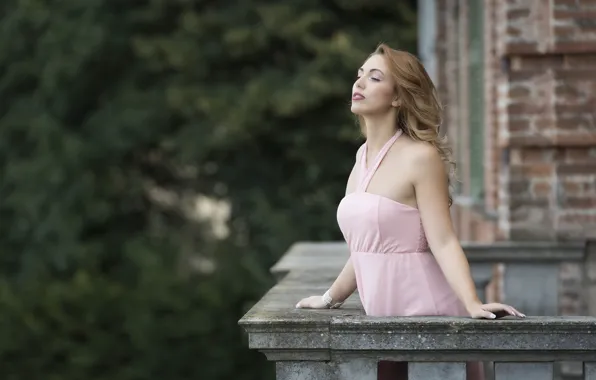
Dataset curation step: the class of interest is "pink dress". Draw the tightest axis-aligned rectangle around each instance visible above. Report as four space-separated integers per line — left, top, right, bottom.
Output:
336 131 484 380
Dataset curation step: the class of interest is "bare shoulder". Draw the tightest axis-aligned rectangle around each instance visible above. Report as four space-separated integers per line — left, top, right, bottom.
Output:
400 139 443 168
345 143 365 195
352 143 365 174
355 143 365 162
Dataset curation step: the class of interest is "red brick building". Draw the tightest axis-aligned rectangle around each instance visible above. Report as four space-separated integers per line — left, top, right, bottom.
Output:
419 0 596 312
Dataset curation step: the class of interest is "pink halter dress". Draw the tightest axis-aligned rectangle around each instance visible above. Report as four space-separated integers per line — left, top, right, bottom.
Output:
336 130 484 380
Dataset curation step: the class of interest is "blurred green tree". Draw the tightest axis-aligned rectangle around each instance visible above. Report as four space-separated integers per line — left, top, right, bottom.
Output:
0 0 416 379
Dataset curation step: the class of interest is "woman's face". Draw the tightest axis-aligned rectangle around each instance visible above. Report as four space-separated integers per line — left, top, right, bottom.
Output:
350 54 397 116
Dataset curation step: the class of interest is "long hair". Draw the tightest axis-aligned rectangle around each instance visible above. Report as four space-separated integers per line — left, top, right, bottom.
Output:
358 43 456 206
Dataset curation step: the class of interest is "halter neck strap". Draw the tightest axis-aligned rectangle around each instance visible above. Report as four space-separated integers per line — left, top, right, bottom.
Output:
359 129 403 191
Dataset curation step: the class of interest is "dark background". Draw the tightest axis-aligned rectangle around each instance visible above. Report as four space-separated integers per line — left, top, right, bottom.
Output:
0 1 417 379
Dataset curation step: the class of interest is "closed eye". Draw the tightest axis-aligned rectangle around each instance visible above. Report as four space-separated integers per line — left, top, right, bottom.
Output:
356 75 380 82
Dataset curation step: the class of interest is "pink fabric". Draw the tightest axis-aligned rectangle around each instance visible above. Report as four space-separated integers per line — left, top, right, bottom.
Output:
336 130 484 380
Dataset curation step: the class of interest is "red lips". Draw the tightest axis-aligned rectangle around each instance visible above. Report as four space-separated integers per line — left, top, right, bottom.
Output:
352 92 365 100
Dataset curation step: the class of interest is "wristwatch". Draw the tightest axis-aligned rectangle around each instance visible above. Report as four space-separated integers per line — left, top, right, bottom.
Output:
322 289 344 309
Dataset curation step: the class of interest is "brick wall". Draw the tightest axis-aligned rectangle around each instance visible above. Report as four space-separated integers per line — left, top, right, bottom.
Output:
496 0 596 241
500 0 596 315
435 0 596 312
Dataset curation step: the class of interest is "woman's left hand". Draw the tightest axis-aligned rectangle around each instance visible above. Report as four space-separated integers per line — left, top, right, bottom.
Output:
467 302 525 319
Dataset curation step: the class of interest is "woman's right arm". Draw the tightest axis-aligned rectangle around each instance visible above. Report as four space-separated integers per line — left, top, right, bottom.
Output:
295 148 361 309
295 257 357 309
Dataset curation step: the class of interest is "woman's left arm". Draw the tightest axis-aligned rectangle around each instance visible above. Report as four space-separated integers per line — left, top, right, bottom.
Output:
411 145 525 319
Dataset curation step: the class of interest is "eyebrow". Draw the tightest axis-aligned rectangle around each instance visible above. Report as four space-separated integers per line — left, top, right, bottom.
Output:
358 67 385 76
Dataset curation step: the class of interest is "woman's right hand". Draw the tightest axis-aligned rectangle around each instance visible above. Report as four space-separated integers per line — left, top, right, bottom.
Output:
295 295 328 309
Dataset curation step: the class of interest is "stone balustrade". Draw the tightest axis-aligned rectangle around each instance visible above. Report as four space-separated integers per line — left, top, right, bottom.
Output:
240 241 595 379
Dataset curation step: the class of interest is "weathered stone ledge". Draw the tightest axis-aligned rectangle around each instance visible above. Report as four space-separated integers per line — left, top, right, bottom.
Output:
240 267 596 363
240 241 596 378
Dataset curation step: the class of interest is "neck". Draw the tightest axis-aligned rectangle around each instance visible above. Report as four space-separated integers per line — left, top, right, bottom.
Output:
363 114 398 153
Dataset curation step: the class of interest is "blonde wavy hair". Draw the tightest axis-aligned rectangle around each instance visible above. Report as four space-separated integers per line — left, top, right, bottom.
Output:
358 43 456 206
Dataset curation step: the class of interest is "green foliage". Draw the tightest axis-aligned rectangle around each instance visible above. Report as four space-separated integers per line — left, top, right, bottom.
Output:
0 243 269 380
0 0 416 379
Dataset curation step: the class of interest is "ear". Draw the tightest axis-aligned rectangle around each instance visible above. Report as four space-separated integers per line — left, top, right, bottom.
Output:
391 97 401 108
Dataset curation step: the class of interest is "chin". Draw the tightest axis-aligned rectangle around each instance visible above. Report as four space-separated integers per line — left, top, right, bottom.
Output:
350 104 366 115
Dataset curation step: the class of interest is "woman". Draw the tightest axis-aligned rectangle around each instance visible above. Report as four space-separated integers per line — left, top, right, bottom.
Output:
295 44 525 380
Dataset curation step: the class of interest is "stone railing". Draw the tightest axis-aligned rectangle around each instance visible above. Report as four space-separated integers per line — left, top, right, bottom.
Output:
239 240 596 379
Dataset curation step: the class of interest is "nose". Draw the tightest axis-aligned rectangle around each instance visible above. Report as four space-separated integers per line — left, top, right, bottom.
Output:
354 76 365 90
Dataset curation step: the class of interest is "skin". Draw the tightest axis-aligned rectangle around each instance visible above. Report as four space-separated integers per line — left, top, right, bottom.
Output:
296 54 525 320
